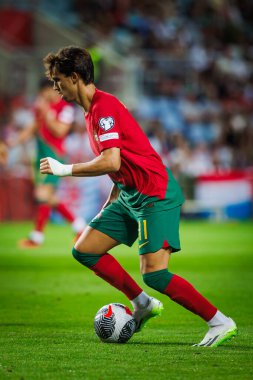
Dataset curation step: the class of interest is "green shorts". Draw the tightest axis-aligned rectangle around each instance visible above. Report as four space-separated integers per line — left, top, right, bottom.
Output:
34 137 62 187
89 200 181 255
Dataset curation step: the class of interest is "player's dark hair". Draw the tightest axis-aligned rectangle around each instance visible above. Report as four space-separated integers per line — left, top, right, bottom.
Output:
38 78 53 90
43 46 94 85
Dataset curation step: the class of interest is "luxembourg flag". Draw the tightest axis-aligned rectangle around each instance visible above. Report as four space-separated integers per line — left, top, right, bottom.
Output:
195 171 253 219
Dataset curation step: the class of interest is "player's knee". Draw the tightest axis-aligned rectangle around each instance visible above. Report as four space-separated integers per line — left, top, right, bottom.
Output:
72 247 102 268
142 269 174 293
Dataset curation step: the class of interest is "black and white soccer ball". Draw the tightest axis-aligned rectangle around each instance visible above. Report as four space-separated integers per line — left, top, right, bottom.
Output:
94 303 136 343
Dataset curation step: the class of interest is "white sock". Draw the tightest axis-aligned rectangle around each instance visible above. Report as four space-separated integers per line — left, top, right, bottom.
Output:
29 230 44 244
72 217 87 233
207 310 229 327
130 291 150 310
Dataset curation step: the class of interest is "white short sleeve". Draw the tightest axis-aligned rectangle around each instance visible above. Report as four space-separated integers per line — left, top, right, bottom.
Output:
58 106 74 124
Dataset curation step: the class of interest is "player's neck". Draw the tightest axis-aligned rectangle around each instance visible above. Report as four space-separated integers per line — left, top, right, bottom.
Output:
77 83 96 113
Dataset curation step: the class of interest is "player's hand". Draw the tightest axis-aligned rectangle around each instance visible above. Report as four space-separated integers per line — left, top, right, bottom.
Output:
40 157 73 176
35 95 50 114
40 157 53 175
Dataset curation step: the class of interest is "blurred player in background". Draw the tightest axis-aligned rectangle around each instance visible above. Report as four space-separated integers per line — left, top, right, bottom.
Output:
40 46 237 347
8 79 86 247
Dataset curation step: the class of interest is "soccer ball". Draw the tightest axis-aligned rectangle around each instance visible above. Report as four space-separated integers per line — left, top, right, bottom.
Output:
94 303 136 343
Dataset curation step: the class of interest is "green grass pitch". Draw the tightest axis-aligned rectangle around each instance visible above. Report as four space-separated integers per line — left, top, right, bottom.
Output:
0 220 253 380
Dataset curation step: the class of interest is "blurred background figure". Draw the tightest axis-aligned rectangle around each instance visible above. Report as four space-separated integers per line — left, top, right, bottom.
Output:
6 79 86 247
0 0 252 225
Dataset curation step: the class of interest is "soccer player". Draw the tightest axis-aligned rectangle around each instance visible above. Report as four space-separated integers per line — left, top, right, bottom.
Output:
40 46 237 347
9 79 86 247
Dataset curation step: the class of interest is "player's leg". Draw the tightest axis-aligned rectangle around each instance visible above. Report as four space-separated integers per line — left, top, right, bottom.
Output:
140 248 218 322
20 135 85 247
37 137 87 236
140 248 237 346
19 183 53 247
19 137 62 248
73 227 150 308
49 191 86 239
73 227 144 300
20 182 86 248
72 203 153 311
136 207 237 346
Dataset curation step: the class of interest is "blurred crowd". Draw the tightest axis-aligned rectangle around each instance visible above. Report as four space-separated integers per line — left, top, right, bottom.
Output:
77 0 253 175
0 0 253 201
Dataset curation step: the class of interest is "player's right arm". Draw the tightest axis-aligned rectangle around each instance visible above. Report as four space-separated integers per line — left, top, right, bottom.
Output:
40 147 121 177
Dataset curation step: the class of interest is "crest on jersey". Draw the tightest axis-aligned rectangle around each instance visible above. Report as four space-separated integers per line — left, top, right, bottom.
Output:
99 116 115 131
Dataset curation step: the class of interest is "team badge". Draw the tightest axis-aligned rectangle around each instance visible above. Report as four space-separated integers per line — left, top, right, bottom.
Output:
99 116 115 131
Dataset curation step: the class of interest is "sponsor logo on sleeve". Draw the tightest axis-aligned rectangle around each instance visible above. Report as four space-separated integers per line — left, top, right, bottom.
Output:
99 132 119 142
98 116 115 131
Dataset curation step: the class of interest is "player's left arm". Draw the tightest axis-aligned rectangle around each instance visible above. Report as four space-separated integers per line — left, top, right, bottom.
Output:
46 120 71 138
40 147 121 177
45 116 72 138
45 105 74 138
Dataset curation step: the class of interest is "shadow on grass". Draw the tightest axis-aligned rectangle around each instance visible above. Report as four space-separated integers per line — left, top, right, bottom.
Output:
0 323 27 327
130 341 253 350
130 341 189 346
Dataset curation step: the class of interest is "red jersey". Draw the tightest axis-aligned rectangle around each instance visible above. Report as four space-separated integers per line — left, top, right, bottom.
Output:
37 99 74 156
85 89 184 210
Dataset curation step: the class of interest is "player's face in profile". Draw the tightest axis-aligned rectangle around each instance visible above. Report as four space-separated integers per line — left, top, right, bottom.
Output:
51 68 76 103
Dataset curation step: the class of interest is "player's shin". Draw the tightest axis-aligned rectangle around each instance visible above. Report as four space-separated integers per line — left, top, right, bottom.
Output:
55 203 75 223
72 247 143 301
35 203 51 232
143 270 217 321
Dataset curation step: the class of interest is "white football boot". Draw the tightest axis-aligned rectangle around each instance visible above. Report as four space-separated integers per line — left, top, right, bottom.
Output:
133 297 164 333
193 317 237 347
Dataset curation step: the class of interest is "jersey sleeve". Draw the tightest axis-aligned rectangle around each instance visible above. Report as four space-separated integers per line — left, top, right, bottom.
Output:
93 101 122 151
58 105 75 124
